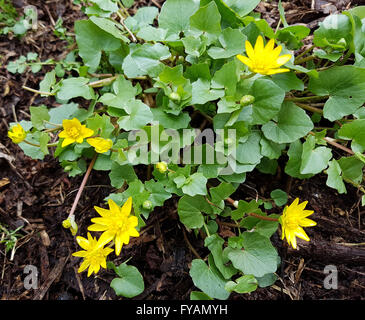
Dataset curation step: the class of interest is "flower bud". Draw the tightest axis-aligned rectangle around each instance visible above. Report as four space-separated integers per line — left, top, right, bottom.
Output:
143 200 153 210
62 219 71 229
240 95 255 107
64 165 73 172
156 161 168 173
169 92 181 102
224 137 234 146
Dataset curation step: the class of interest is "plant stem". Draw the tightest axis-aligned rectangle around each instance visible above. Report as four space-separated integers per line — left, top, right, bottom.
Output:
294 55 316 65
88 75 118 88
295 102 323 114
294 45 315 62
285 95 328 102
309 132 354 155
241 72 256 80
202 220 211 237
22 86 54 96
23 140 59 147
225 197 278 222
67 154 98 219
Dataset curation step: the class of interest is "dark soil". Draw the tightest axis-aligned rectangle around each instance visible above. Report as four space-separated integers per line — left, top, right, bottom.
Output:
0 0 364 300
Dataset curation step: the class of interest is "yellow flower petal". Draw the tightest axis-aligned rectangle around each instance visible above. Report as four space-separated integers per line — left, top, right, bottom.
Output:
276 54 292 66
88 223 109 232
254 35 264 53
121 197 133 216
236 54 253 68
245 40 255 59
98 231 115 247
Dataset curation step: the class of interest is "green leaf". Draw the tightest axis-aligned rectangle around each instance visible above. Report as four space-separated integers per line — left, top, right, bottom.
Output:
262 101 314 144
191 79 224 105
338 119 365 153
260 137 285 160
308 66 365 121
18 132 44 160
124 6 159 32
207 27 246 59
122 43 171 78
211 60 240 96
326 159 347 194
254 217 280 238
270 189 288 206
75 20 121 71
236 131 262 165
150 108 191 130
180 172 207 197
271 72 304 92
90 0 118 12
313 14 352 50
87 113 115 139
93 154 112 171
256 273 278 288
226 232 279 277
109 162 137 188
225 274 258 294
250 78 286 125
189 2 221 43
89 16 130 42
177 195 212 229
39 132 50 155
145 180 172 208
30 105 50 130
300 135 332 175
222 0 260 17
189 258 230 300
337 156 364 184
117 100 153 131
158 0 200 37
205 234 237 279
57 77 94 101
190 291 213 300
39 70 56 95
109 263 144 298
285 140 314 179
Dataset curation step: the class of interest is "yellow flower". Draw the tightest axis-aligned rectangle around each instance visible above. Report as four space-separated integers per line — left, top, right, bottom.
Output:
58 118 94 148
236 36 292 75
156 161 168 173
8 123 27 144
279 198 317 249
86 137 113 153
88 197 139 256
72 232 113 277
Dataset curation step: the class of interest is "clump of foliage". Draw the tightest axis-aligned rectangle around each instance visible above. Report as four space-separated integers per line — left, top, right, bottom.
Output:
7 0 365 299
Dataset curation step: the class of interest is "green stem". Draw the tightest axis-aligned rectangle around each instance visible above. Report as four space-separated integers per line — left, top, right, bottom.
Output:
241 72 256 80
285 95 328 102
225 197 278 222
295 102 323 114
202 220 211 237
294 45 315 62
294 55 316 65
22 86 54 96
23 140 59 147
88 75 118 88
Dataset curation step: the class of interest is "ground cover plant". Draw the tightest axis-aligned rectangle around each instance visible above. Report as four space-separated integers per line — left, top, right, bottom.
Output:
1 0 364 300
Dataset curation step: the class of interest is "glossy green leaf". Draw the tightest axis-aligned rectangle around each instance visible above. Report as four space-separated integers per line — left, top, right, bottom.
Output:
262 102 314 144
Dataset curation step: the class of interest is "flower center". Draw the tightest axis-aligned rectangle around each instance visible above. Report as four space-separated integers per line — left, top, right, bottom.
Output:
284 216 299 231
66 127 80 139
88 249 105 265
